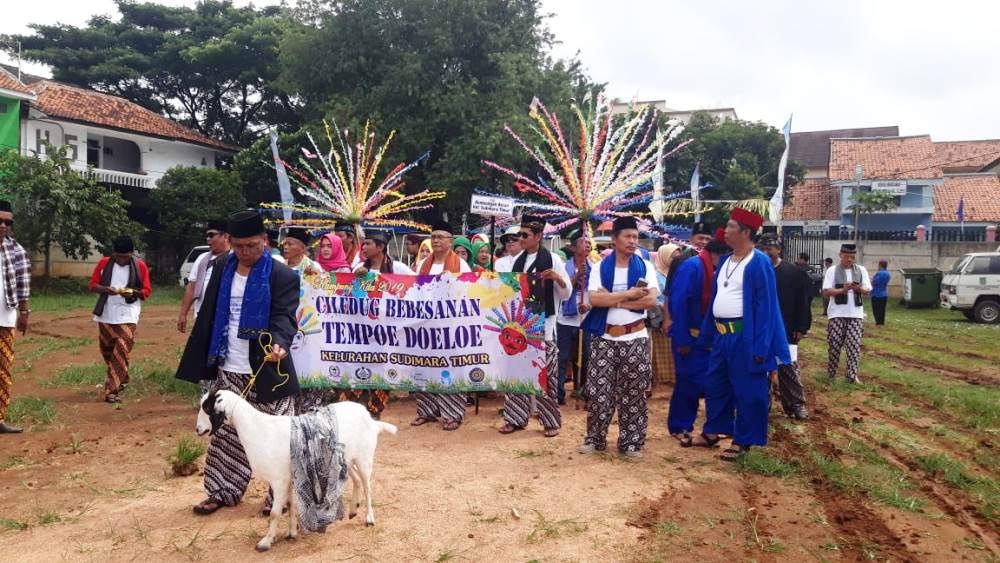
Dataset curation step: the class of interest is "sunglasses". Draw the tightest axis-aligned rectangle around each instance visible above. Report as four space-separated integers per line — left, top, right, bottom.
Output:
205 231 221 238
518 232 534 239
0 219 12 227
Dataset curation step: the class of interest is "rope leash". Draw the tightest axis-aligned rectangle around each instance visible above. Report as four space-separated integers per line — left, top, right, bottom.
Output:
239 332 291 399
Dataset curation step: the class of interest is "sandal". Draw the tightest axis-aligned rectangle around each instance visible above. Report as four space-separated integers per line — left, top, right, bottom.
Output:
719 445 750 462
682 432 722 449
543 428 559 438
105 394 121 404
193 498 224 515
498 423 523 434
442 420 461 431
672 432 693 447
410 417 434 427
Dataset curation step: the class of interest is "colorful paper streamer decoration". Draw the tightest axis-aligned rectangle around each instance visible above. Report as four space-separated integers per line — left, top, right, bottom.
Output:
263 119 446 232
482 93 693 238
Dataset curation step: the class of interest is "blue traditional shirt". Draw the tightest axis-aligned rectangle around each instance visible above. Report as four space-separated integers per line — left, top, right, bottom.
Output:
697 249 791 372
871 270 890 299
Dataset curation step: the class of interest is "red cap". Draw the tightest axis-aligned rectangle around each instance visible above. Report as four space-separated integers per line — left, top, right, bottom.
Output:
730 208 764 231
714 228 726 243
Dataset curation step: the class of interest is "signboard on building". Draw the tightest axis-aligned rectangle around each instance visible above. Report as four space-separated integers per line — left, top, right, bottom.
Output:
871 180 907 196
469 194 516 218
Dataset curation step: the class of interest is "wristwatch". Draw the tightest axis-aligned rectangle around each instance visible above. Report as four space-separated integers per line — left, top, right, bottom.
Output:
18 309 30 315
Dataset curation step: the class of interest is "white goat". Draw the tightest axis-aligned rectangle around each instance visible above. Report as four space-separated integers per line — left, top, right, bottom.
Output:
196 389 397 551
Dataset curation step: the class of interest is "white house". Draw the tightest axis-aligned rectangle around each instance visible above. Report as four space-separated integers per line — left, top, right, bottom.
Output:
0 65 237 275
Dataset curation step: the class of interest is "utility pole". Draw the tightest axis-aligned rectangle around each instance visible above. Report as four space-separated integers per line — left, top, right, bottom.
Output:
853 164 863 243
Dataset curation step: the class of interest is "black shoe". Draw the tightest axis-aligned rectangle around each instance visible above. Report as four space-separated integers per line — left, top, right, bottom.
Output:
792 408 809 421
0 421 23 434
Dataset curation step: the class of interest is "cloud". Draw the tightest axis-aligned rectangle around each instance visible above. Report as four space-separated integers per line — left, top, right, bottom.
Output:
542 0 1000 140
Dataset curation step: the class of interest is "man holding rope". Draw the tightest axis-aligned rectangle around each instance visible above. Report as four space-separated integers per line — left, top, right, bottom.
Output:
176 210 301 516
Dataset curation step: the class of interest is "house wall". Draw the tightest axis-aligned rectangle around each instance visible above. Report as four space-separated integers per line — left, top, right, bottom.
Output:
101 136 142 173
22 115 217 186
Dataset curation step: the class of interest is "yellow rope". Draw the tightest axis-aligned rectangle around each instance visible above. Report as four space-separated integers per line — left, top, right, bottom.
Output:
239 332 291 399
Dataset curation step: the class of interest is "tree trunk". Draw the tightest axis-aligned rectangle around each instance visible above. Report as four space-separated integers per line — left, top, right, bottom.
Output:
43 232 52 279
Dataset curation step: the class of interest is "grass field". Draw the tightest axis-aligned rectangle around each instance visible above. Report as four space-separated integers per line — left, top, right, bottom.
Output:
29 279 184 312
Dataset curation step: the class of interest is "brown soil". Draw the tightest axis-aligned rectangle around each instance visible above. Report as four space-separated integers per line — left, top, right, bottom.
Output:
0 306 996 562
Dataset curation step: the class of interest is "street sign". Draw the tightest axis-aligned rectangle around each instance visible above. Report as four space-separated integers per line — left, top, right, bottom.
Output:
470 194 516 218
871 180 907 196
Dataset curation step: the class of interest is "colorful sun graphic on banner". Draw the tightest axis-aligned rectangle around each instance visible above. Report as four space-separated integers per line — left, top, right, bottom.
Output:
483 300 545 356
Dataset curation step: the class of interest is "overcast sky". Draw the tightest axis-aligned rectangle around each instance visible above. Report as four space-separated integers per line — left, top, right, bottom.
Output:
3 0 997 141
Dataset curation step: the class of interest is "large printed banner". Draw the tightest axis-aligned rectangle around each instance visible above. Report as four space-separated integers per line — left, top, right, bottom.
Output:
291 271 545 395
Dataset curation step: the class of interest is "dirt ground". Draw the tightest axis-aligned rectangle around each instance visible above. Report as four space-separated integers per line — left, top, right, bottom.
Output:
0 304 997 562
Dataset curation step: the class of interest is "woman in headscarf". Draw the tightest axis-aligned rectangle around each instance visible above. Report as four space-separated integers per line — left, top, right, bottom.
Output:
650 243 682 387
471 240 492 272
315 233 352 273
452 236 475 269
415 238 432 269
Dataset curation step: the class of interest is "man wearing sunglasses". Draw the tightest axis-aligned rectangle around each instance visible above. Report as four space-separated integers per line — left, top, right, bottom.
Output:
0 200 30 434
178 220 231 333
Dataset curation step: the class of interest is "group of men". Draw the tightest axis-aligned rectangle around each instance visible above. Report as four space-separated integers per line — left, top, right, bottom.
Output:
0 194 883 520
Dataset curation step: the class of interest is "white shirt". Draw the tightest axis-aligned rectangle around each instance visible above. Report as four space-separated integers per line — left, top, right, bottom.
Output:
188 251 228 317
494 255 515 272
224 273 253 374
823 264 872 319
587 259 659 342
353 260 416 275
0 252 16 328
93 263 142 325
425 260 472 275
713 254 751 319
496 250 572 341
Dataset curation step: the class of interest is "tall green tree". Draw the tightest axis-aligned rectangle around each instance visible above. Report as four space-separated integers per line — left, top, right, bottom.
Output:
0 146 143 277
149 166 246 272
661 112 806 225
10 0 301 147
273 0 598 225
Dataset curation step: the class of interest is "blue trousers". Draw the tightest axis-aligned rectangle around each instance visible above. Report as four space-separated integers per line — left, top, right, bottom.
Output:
556 323 590 403
702 330 770 447
666 343 709 434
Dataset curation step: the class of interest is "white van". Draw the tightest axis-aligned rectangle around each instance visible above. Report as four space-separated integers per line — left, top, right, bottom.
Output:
940 251 1000 324
179 246 210 287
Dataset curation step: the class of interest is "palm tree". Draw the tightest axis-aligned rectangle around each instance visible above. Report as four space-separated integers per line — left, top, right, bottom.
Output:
848 190 899 240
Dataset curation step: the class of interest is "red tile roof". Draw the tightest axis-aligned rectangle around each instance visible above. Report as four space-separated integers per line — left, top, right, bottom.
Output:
789 126 899 169
783 178 840 220
0 68 36 97
32 80 236 152
933 174 1000 222
829 135 942 181
934 140 1000 173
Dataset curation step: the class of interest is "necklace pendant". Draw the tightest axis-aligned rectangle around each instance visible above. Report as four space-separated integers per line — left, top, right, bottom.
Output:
723 281 728 288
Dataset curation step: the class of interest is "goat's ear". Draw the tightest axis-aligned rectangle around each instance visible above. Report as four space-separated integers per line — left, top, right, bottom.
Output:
209 411 226 436
201 390 217 415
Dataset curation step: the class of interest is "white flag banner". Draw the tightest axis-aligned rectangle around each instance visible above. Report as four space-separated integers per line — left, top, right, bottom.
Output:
690 163 701 221
769 115 792 224
270 130 294 224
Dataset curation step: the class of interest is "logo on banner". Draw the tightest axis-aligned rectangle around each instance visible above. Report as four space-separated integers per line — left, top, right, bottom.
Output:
386 369 399 382
328 365 340 379
469 367 486 383
355 366 373 381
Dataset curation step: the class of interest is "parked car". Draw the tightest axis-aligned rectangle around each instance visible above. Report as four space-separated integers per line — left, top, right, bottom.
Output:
179 246 210 287
939 251 1000 324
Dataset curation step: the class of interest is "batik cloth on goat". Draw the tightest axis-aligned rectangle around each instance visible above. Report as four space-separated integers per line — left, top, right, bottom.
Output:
290 404 349 532
503 341 560 430
295 387 390 420
0 328 14 420
98 322 135 398
204 369 295 507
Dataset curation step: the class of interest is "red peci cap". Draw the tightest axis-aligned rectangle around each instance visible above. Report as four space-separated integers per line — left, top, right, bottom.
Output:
714 228 726 243
730 207 764 231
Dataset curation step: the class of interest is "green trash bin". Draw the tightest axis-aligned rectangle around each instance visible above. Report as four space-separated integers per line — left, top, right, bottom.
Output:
899 268 942 308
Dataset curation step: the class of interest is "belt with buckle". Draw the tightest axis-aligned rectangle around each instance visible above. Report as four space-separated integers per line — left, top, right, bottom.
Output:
605 319 646 338
689 328 700 338
715 318 744 335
